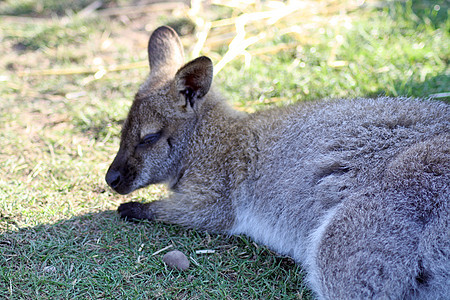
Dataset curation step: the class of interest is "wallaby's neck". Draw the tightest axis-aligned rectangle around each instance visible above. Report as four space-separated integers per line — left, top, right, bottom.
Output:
170 90 252 193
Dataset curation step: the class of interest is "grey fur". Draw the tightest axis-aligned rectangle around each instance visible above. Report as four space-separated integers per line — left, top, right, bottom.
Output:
106 26 450 299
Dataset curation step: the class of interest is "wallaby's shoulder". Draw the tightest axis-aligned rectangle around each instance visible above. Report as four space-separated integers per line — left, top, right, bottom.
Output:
259 96 449 124
244 96 449 143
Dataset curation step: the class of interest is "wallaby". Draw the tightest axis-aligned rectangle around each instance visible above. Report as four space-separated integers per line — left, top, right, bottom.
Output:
105 26 450 299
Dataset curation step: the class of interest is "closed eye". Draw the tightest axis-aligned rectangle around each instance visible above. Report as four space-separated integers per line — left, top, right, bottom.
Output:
138 132 162 147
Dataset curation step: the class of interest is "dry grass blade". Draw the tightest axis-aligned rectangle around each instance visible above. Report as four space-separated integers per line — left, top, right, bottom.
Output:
189 0 212 58
203 0 372 74
16 61 148 77
77 0 103 17
213 3 307 74
97 2 188 17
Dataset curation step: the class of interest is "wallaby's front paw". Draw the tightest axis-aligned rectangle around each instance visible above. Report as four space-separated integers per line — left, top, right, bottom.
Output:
118 202 153 222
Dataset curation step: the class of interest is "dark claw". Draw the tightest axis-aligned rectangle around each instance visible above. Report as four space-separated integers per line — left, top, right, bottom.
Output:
117 201 153 222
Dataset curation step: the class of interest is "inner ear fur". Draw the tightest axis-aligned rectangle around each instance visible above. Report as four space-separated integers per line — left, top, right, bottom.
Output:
175 56 213 107
148 26 185 76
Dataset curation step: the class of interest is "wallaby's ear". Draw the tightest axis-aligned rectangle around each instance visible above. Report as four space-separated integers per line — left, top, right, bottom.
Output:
148 26 184 76
175 56 213 108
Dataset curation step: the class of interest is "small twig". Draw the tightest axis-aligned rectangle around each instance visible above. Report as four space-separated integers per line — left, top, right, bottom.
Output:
151 244 173 256
195 249 216 254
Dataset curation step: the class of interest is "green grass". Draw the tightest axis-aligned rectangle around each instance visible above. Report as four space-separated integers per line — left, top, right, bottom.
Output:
0 0 448 299
215 0 449 111
1 214 307 299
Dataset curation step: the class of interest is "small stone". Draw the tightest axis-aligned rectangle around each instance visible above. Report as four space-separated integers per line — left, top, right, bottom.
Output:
163 250 190 271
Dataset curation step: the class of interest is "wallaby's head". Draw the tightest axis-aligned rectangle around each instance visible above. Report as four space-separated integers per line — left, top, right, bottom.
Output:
105 26 213 195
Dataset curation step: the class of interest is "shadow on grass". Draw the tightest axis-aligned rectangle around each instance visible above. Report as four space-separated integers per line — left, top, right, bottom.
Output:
0 210 310 299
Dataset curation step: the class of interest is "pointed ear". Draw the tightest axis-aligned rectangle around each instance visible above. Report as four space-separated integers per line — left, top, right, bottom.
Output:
175 56 213 108
148 26 184 76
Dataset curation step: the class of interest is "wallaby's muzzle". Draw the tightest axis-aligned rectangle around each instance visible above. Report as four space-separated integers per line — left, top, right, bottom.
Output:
105 166 135 195
105 150 135 195
105 167 122 191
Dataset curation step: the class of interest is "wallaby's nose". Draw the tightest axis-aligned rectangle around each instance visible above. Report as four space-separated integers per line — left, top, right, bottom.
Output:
105 168 122 189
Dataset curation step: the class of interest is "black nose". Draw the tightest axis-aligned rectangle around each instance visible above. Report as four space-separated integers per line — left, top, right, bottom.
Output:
105 168 122 189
